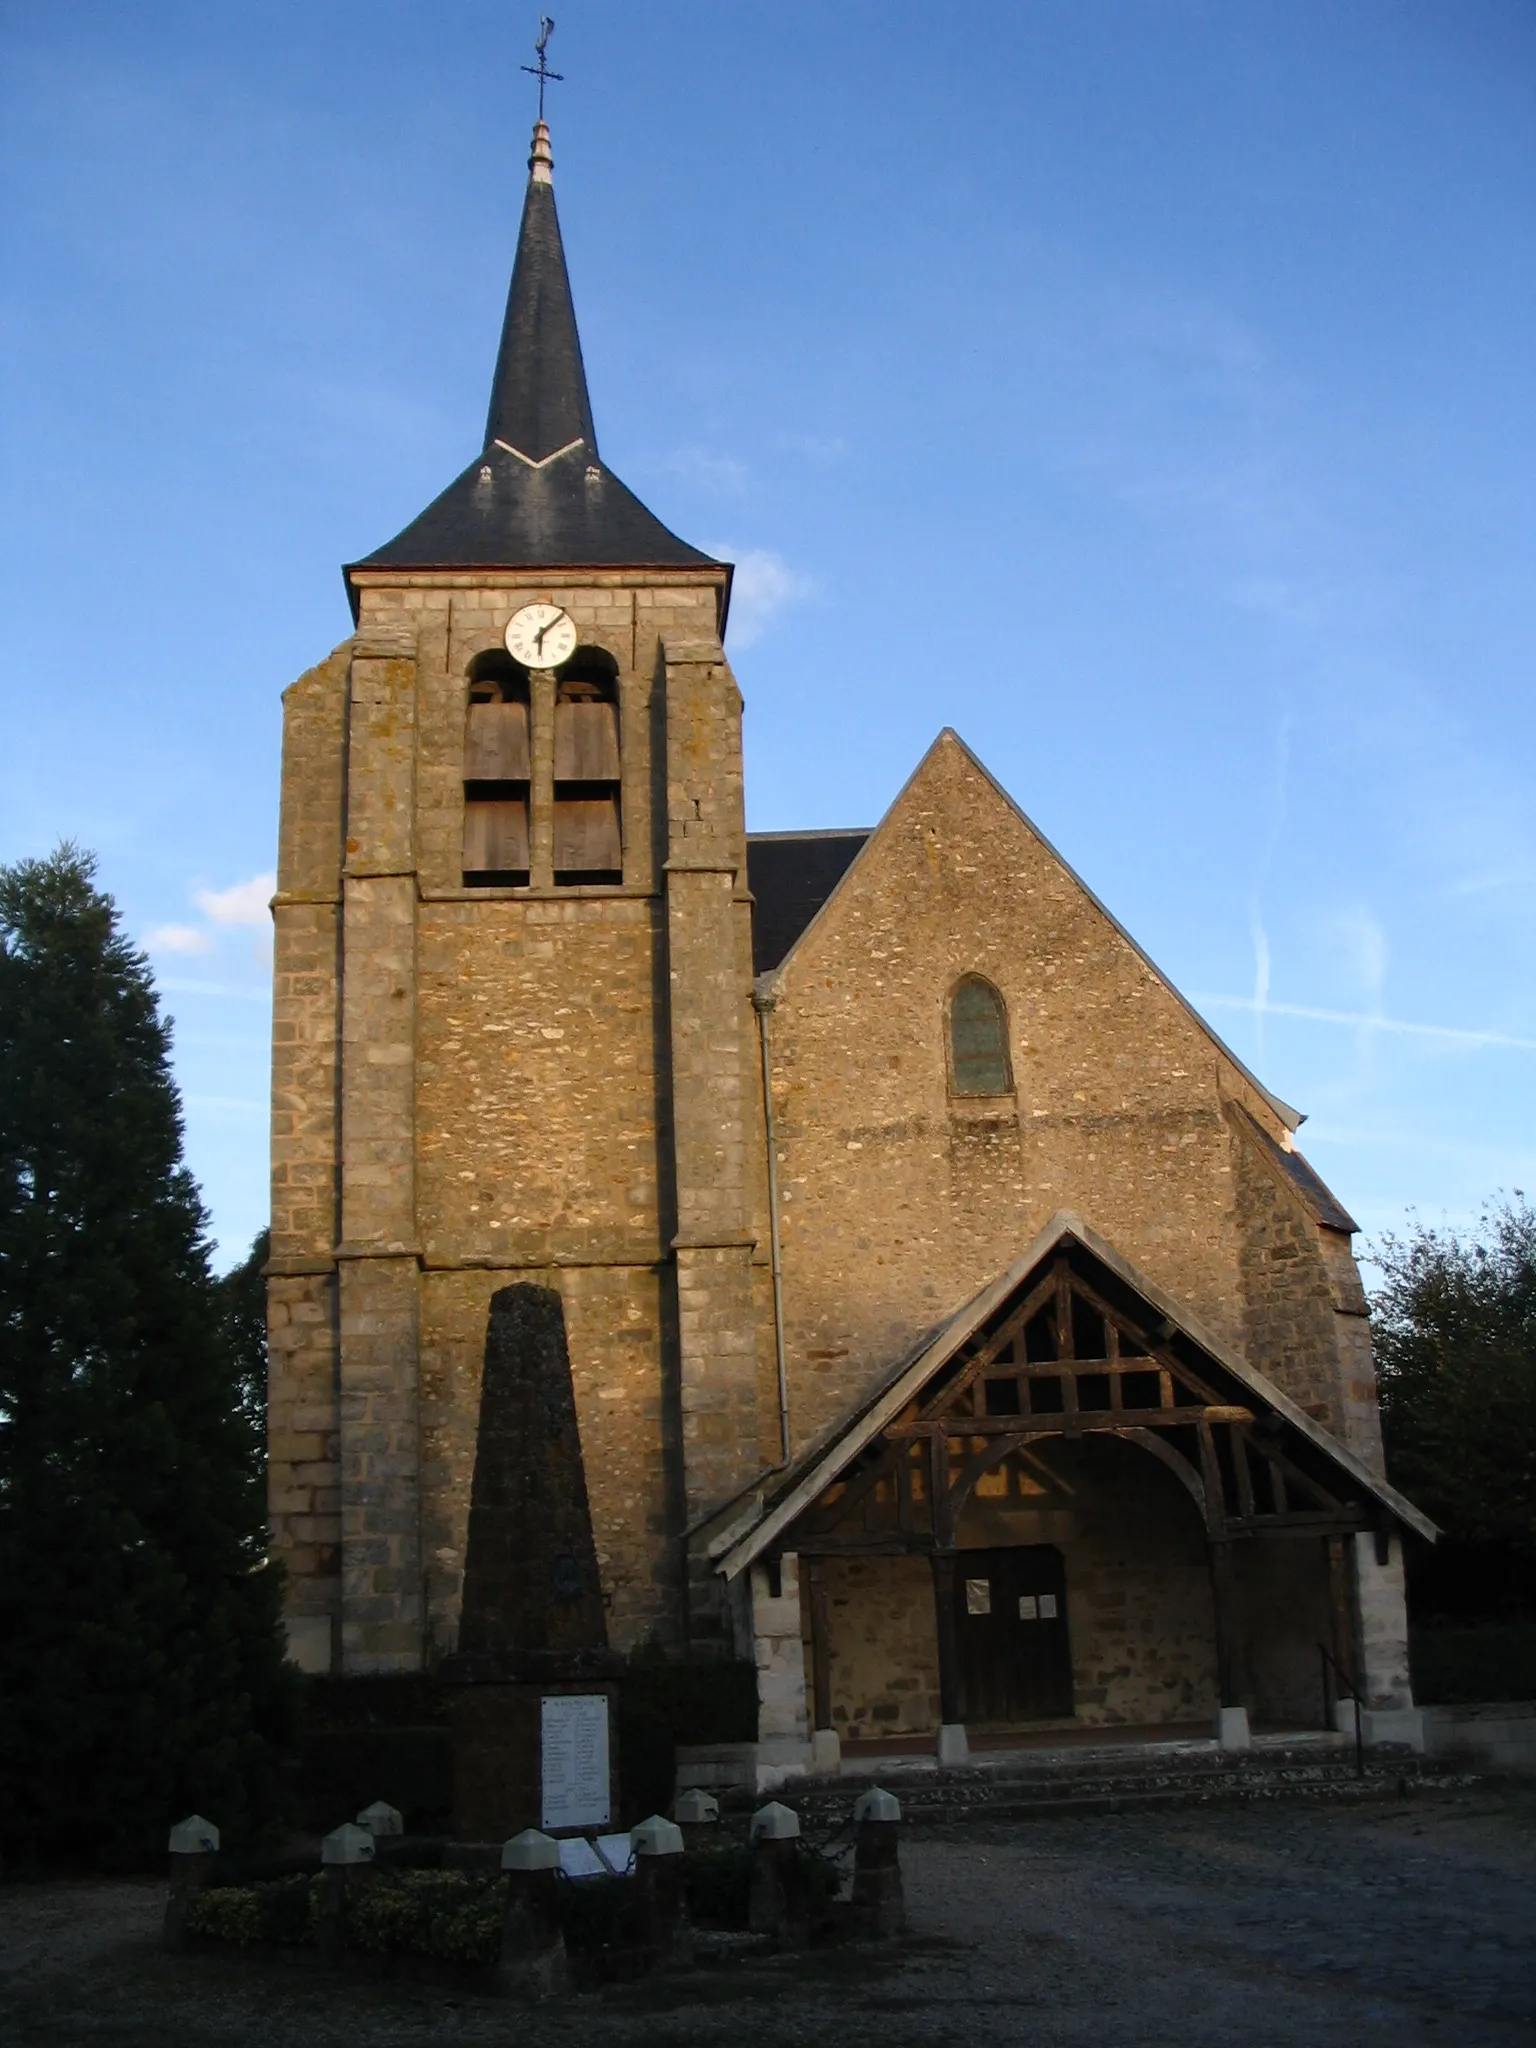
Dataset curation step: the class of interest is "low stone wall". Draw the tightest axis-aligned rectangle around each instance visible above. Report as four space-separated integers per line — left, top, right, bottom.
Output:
1422 1701 1536 1774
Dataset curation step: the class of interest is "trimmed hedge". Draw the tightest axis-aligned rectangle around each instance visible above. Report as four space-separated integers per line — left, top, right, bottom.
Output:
187 1876 321 1947
183 1840 844 1963
346 1871 505 1963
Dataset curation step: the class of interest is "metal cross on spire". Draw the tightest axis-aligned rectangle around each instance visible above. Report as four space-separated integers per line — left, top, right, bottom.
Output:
522 15 563 120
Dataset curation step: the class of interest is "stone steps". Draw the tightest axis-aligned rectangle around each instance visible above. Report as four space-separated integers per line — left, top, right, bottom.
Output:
721 1740 1471 1832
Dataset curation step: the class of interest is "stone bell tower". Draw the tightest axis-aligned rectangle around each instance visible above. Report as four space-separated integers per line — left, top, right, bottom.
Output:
266 117 774 1676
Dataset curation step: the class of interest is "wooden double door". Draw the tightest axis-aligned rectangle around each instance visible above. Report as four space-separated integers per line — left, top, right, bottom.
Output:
954 1545 1074 1723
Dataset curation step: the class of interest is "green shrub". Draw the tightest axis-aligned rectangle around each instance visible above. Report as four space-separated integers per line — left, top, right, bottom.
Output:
185 1874 322 1947
186 1887 266 1945
344 1870 506 1964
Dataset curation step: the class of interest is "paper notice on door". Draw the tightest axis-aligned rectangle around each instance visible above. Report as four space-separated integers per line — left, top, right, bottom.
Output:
965 1578 991 1615
1018 1595 1038 1620
541 1693 611 1831
1038 1593 1058 1619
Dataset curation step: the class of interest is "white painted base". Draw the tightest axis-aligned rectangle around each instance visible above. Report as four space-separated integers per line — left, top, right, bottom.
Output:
1361 1707 1426 1753
937 1723 970 1765
1332 1698 1360 1738
1215 1706 1251 1752
811 1728 842 1775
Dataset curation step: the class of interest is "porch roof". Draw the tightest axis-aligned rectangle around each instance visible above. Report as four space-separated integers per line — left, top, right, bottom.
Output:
714 1211 1436 1578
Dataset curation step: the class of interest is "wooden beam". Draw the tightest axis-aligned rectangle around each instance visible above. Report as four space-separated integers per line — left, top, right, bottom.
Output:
1233 1427 1258 1519
1225 1512 1368 1537
1208 1537 1250 1709
886 1405 1253 1439
930 1551 963 1727
1197 1419 1227 1535
916 1272 1058 1416
1327 1534 1357 1694
806 1558 832 1734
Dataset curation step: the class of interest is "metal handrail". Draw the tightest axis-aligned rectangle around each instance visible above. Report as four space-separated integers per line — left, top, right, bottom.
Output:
1318 1641 1365 1779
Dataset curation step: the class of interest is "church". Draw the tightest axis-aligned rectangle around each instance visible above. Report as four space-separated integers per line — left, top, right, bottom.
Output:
266 113 1432 1773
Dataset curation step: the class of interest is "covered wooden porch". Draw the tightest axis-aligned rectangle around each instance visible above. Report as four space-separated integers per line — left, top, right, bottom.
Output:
716 1214 1435 1765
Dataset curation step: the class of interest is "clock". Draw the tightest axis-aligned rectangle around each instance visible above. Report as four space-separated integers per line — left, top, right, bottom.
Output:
505 602 577 669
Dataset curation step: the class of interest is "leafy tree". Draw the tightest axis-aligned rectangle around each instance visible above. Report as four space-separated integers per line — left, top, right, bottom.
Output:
1373 1196 1536 1616
217 1227 271 1444
0 847 291 1865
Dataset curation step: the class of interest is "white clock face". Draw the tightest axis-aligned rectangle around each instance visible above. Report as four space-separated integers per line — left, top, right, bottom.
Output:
505 602 577 670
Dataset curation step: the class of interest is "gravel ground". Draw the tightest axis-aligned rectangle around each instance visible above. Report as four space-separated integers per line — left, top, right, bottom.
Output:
2 1788 1532 2046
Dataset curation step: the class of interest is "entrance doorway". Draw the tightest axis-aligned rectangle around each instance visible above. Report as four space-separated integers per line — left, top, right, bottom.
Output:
954 1546 1074 1722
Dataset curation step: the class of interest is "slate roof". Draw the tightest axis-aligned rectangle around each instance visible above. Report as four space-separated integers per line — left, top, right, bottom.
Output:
348 124 720 598
1232 1104 1359 1234
747 831 871 977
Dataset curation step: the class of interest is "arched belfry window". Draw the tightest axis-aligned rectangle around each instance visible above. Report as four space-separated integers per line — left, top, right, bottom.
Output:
948 976 1013 1095
463 651 530 887
553 648 622 886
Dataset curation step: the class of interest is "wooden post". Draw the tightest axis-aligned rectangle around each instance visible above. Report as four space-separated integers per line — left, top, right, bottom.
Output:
748 1801 807 1947
1327 1534 1356 1690
1207 1538 1249 1708
851 1787 905 1937
632 1814 692 1969
499 1829 568 1999
319 1822 376 1959
163 1815 219 1952
806 1557 833 1736
929 1550 962 1728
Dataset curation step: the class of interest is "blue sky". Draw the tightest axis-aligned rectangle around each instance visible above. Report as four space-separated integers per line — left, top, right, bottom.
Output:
2 1 1532 1268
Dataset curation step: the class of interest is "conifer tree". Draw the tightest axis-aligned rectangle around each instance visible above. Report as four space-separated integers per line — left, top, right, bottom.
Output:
0 847 291 1864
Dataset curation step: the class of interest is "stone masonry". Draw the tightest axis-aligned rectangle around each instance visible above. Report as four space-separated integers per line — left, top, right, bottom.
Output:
268 573 775 1672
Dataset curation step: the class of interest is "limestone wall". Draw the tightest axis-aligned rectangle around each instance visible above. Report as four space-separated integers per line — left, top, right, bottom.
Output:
269 568 763 1668
816 1439 1222 1742
763 732 1378 1458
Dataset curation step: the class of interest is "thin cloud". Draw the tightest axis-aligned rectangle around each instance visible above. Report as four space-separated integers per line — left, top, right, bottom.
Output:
194 873 274 927
147 922 211 955
1193 992 1536 1054
158 978 272 1003
713 546 817 650
660 447 750 495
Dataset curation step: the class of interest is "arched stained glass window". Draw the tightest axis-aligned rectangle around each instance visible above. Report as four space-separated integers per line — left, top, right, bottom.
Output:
949 976 1012 1095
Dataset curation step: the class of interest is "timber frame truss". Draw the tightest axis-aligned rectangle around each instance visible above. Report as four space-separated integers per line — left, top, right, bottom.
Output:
791 1246 1383 1563
718 1216 1433 1726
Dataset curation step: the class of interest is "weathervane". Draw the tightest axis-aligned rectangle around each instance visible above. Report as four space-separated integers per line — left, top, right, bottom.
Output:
522 15 563 120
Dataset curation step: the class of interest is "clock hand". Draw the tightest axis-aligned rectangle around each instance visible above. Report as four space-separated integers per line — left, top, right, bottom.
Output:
535 607 569 655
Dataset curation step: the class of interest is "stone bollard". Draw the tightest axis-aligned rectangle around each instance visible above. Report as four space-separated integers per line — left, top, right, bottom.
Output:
748 1800 807 1946
319 1822 376 1958
632 1814 692 1969
498 1829 568 1999
851 1786 905 1937
357 1799 403 1837
672 1786 720 1852
163 1815 220 1951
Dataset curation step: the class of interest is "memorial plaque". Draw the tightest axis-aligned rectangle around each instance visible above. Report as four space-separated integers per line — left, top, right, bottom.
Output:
541 1693 611 1831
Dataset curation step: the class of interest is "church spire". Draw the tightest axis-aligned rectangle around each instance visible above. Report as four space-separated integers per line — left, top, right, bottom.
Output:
481 118 598 466
349 113 718 594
